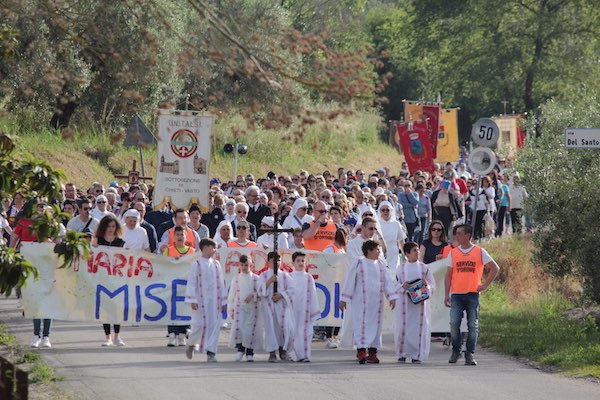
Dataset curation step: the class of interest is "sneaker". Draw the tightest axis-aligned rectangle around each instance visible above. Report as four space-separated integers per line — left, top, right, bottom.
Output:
177 333 187 346
115 337 125 347
41 336 51 348
449 351 462 364
102 339 114 347
167 333 177 347
325 339 338 349
302 358 311 363
397 357 406 363
207 353 217 363
246 355 254 362
465 353 478 366
235 351 245 362
30 335 41 348
186 345 194 360
366 353 380 364
268 351 277 363
412 359 422 364
357 350 367 364
279 349 288 361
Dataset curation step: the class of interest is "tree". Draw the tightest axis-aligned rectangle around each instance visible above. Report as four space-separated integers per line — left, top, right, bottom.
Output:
518 86 600 302
0 0 386 135
0 129 89 295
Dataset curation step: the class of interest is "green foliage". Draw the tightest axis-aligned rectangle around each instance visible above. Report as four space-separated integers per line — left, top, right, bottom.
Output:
18 351 42 364
518 87 600 302
54 231 91 270
0 323 16 345
29 362 64 383
480 286 600 377
0 245 38 297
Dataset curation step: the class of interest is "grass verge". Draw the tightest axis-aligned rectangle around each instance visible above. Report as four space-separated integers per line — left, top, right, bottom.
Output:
479 236 600 379
1 106 402 189
0 323 65 386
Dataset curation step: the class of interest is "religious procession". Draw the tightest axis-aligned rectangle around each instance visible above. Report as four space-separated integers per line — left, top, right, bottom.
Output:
4 116 526 366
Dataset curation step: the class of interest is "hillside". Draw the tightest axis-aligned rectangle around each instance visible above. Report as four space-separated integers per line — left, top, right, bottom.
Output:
8 110 403 189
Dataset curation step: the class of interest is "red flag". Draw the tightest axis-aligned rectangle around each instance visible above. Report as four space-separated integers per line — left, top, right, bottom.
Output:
422 104 440 158
397 120 435 174
517 125 526 148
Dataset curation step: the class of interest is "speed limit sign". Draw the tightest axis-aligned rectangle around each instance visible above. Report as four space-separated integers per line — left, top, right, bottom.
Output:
471 118 500 147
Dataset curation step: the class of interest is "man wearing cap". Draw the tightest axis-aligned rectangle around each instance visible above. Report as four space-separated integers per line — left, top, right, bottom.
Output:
302 201 336 252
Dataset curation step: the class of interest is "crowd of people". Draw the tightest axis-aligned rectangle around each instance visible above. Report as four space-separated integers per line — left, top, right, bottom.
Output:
0 157 517 364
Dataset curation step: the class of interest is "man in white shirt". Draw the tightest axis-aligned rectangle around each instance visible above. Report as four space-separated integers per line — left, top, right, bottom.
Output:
66 198 99 235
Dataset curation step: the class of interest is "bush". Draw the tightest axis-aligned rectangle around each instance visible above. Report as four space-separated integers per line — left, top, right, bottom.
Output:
518 86 600 303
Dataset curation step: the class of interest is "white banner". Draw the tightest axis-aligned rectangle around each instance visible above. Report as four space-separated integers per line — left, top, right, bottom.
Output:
21 244 452 333
153 110 213 212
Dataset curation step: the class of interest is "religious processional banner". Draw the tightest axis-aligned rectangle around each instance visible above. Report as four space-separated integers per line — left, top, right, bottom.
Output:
396 120 435 174
153 110 213 213
436 108 459 163
21 243 452 333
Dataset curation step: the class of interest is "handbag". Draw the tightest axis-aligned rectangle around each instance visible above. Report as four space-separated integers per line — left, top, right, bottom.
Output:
406 278 429 304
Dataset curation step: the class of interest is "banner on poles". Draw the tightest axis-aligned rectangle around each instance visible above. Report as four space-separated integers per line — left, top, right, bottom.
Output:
21 244 453 333
437 108 460 163
396 120 435 174
153 110 213 212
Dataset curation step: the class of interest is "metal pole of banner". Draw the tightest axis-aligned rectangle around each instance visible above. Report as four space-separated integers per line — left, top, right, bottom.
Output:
471 178 481 233
233 146 239 182
135 115 146 177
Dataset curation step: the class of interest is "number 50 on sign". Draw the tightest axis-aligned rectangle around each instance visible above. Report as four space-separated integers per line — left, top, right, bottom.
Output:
471 118 500 147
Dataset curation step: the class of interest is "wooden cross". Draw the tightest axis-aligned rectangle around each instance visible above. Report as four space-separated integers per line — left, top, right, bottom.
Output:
114 160 153 185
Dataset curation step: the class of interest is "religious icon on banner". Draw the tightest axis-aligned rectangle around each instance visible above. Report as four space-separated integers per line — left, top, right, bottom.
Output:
396 120 435 174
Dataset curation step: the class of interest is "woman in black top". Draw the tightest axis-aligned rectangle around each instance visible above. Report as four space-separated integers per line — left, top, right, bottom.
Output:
92 215 126 347
418 220 448 264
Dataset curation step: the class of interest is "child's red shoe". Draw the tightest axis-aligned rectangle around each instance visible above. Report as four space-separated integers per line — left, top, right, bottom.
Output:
357 350 367 364
366 353 380 364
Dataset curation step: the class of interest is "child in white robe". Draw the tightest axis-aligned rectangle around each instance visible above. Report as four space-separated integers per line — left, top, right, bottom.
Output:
258 251 295 362
228 254 262 362
289 251 320 362
340 240 399 364
184 238 227 362
394 241 435 363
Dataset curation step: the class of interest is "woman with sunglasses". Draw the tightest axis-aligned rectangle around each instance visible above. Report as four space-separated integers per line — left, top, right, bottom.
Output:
419 220 448 264
227 221 258 248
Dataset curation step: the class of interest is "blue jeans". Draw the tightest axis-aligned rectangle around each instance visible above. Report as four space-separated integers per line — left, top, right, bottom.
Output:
33 319 52 337
418 217 428 245
450 293 479 354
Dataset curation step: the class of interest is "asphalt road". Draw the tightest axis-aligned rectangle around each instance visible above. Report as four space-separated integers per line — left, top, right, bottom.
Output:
1 296 598 400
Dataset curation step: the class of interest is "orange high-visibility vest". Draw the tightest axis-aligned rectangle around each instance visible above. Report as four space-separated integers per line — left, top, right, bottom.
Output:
441 244 453 258
168 227 196 249
165 245 195 257
450 245 484 293
304 221 336 252
227 240 258 248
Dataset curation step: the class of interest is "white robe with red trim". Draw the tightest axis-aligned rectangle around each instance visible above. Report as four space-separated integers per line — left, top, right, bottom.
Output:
228 272 263 350
185 256 227 354
258 269 295 353
289 270 320 361
393 261 435 361
340 258 399 349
